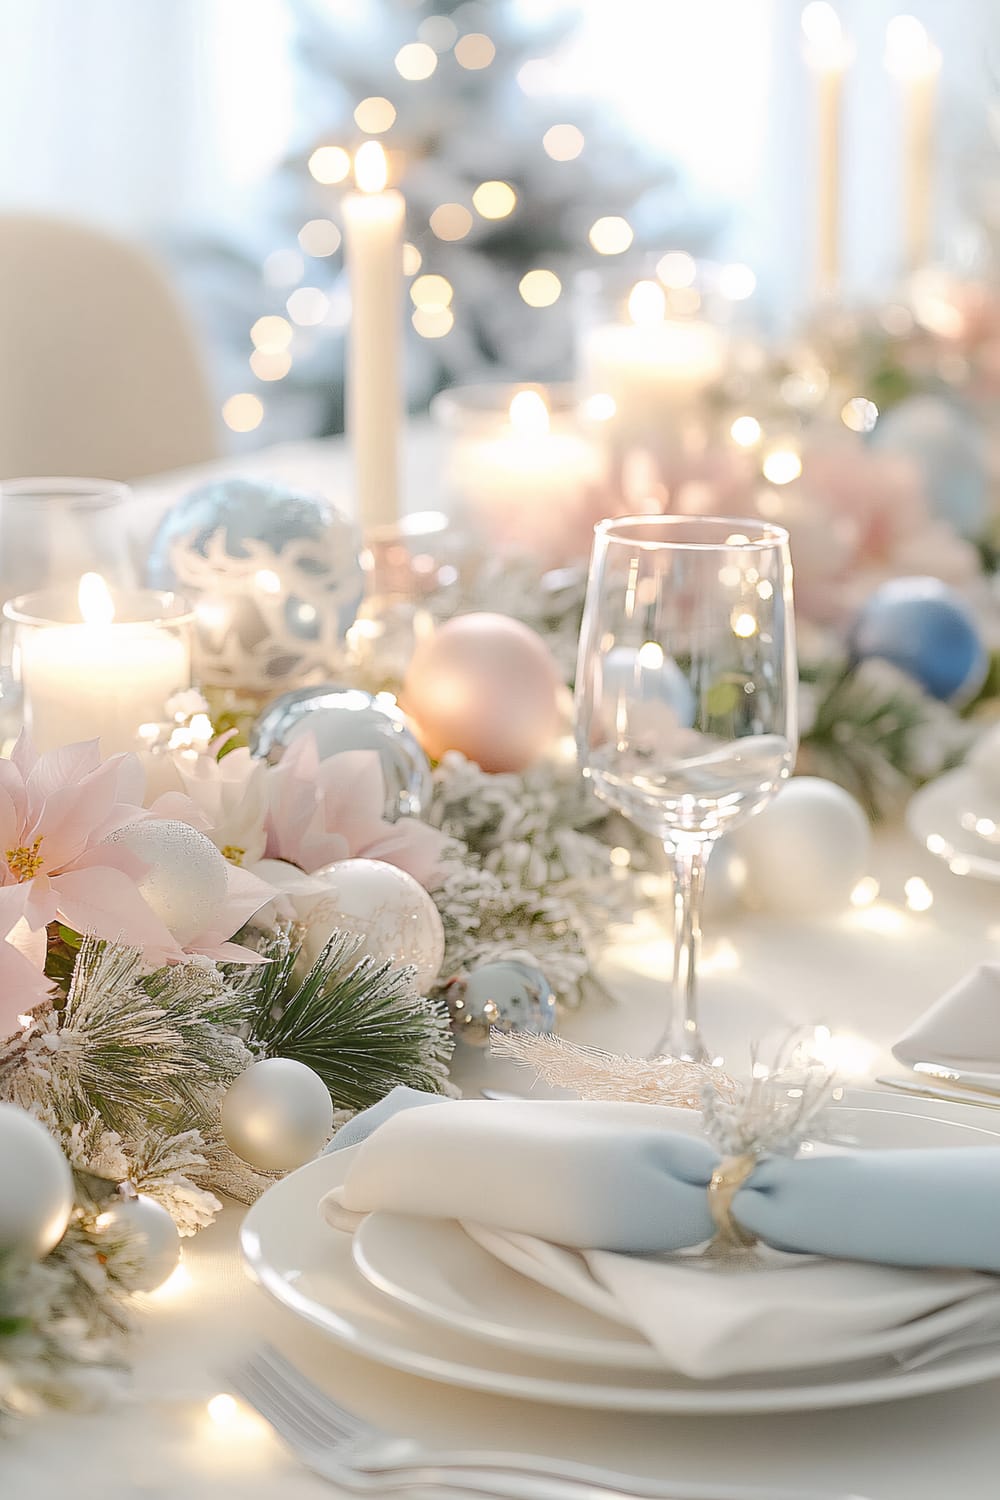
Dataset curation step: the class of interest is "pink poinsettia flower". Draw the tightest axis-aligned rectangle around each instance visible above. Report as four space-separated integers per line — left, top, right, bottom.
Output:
176 733 447 890
264 736 447 886
0 885 54 1039
0 734 270 966
0 734 182 953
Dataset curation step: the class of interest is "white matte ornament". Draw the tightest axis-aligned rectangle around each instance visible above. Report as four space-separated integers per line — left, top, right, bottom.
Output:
103 1194 181 1292
731 777 871 917
0 1104 73 1259
305 857 445 991
221 1058 334 1172
104 819 230 945
402 612 562 773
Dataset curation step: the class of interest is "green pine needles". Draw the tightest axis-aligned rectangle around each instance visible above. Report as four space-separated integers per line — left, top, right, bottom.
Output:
241 929 454 1110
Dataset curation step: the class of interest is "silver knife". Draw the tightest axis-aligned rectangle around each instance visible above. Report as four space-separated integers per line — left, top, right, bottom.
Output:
876 1075 1000 1110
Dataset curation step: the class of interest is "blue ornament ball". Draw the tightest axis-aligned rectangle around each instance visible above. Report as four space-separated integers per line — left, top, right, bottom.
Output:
599 646 695 731
869 394 989 540
146 478 364 692
447 960 557 1048
251 684 432 820
849 576 987 706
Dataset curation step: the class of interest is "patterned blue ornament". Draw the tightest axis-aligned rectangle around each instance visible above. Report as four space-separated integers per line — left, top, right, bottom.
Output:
251 684 431 820
869 395 988 540
447 959 557 1047
145 478 364 692
849 576 987 706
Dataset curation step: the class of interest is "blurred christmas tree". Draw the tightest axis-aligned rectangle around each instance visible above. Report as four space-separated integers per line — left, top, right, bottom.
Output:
174 0 718 444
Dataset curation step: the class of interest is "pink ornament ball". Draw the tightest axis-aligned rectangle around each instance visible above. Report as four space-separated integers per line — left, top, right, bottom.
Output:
402 612 562 773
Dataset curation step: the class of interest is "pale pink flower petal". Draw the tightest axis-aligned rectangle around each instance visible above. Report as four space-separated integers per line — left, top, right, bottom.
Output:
49 867 180 954
359 822 449 887
23 737 103 802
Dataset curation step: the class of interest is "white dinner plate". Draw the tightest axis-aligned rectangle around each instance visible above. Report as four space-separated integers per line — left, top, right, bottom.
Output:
907 766 1000 882
239 1089 1000 1413
350 1097 1000 1373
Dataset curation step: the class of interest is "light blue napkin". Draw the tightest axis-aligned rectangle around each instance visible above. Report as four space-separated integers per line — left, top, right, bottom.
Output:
325 1087 1000 1274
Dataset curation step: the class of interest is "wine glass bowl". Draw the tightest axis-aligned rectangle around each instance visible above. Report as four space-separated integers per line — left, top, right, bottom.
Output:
575 515 797 1060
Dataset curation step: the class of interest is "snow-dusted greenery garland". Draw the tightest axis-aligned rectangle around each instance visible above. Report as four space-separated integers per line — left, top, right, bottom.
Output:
0 927 451 1417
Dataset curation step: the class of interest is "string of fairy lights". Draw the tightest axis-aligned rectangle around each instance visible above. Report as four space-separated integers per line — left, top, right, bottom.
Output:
221 9 654 437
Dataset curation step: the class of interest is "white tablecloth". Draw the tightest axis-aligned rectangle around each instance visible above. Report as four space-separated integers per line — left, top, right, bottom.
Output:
9 434 1000 1499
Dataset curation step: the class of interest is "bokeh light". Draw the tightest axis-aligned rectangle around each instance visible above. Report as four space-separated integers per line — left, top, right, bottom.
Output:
286 287 329 325
250 315 292 353
542 124 584 161
518 269 562 307
250 350 292 382
402 242 422 276
656 251 697 288
472 180 516 219
298 219 341 257
395 42 438 80
222 394 264 433
308 145 351 184
719 262 757 300
455 33 496 69
841 396 879 433
730 415 762 447
412 306 455 338
762 449 803 485
353 96 396 133
410 273 454 310
589 216 634 255
429 203 473 240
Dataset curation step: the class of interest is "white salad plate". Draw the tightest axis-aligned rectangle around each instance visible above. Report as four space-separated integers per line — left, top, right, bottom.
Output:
240 1089 1000 1414
907 766 1000 882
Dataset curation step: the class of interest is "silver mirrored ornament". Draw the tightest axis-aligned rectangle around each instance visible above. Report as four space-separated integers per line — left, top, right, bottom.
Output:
251 684 432 820
145 478 364 694
446 959 557 1047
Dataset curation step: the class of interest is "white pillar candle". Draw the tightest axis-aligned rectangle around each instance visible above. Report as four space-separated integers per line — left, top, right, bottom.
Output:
13 574 191 755
801 3 851 297
580 280 726 436
343 141 405 533
885 15 940 275
446 388 604 562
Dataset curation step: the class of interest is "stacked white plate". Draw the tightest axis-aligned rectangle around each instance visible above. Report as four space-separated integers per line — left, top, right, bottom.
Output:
240 1089 1000 1413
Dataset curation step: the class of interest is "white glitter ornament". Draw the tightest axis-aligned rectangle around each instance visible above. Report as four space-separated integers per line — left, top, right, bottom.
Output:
104 819 230 945
100 1194 181 1292
0 1103 74 1259
731 777 871 917
221 1058 334 1172
305 857 445 992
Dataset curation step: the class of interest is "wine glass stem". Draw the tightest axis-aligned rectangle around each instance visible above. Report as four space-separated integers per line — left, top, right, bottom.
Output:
656 838 709 1063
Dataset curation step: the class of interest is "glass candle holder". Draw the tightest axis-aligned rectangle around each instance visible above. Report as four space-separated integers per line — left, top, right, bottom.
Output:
4 582 193 755
574 259 744 444
430 382 608 567
0 477 137 603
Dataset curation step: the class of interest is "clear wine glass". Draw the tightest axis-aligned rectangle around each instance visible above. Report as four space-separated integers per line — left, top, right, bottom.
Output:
575 516 797 1061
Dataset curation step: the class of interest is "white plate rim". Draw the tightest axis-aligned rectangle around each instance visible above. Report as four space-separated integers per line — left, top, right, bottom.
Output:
352 1212 669 1370
907 767 1000 882
239 1088 1000 1414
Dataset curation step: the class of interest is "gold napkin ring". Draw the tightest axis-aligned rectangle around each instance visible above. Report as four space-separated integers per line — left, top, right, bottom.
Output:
707 1152 759 1248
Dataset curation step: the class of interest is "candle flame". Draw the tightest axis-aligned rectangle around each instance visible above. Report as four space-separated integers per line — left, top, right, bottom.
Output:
508 388 550 435
78 572 115 625
627 280 667 327
355 140 388 193
801 1 842 48
884 15 939 78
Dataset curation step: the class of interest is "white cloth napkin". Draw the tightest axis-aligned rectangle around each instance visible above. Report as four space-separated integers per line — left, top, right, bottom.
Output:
321 1092 1000 1378
893 962 1000 1075
463 1225 1000 1378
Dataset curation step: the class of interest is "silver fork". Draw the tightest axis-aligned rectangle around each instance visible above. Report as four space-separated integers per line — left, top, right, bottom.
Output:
228 1344 868 1500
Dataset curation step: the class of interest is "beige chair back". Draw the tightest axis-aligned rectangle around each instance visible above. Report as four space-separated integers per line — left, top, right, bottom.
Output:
0 214 220 480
